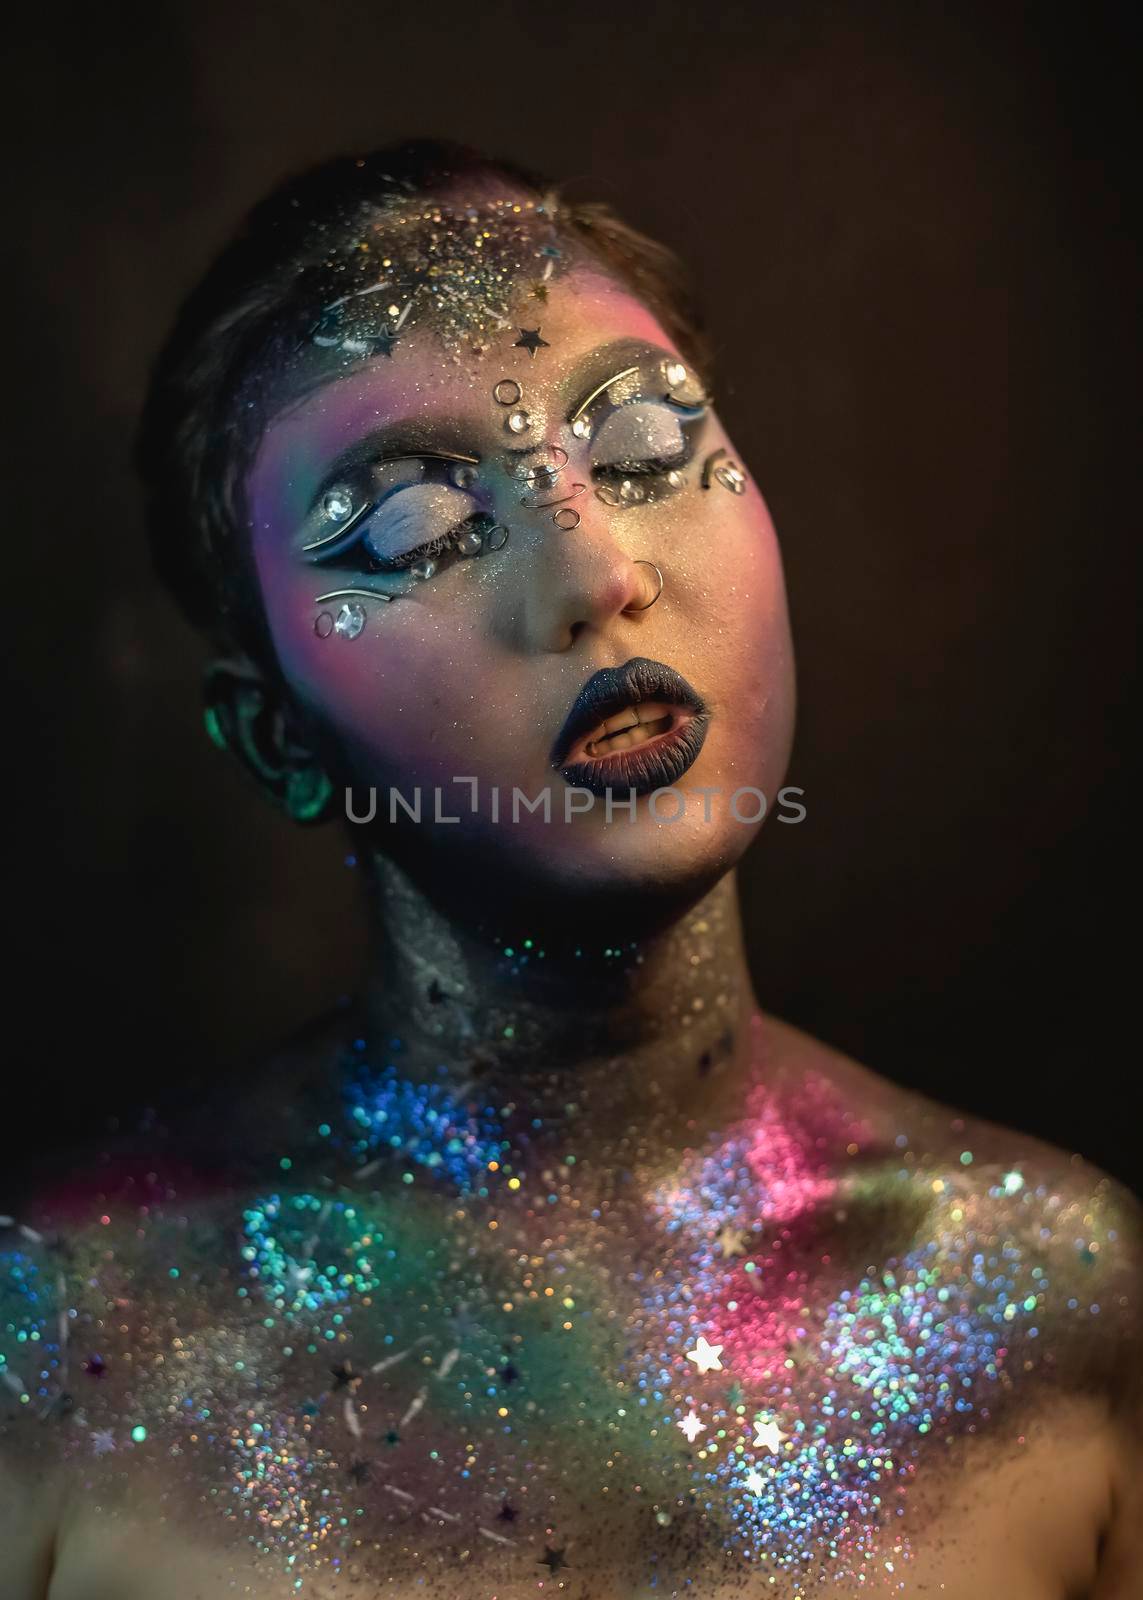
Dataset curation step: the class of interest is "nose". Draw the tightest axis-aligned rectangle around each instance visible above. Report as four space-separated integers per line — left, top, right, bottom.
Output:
494 492 660 652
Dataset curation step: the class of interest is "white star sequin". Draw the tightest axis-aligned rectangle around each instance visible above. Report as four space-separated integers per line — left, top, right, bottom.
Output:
685 1336 724 1374
752 1416 788 1453
745 1468 766 1493
90 1429 116 1455
678 1410 706 1443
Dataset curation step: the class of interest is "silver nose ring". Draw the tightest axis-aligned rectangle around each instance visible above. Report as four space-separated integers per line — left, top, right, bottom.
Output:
625 560 664 612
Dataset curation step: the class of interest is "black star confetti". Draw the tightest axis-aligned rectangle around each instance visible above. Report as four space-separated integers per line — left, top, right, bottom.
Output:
538 1544 569 1573
364 324 400 358
514 327 550 357
346 1458 372 1484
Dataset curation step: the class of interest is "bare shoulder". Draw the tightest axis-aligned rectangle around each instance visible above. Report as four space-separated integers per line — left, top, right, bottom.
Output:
761 1010 1143 1592
0 1150 263 1596
759 1008 1143 1370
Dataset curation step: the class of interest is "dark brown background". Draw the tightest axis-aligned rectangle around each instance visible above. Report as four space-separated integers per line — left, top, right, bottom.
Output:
3 2 1138 1190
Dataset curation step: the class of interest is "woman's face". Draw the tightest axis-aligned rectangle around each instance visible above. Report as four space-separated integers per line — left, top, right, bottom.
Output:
246 260 794 904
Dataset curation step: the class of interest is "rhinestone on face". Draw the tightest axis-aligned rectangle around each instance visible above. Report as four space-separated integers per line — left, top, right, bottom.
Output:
322 486 355 522
333 602 366 639
507 410 532 435
314 611 335 638
448 463 477 490
456 527 483 556
493 379 522 406
410 559 438 580
715 462 747 494
594 484 622 506
618 478 647 504
571 416 591 439
484 524 510 550
663 360 688 389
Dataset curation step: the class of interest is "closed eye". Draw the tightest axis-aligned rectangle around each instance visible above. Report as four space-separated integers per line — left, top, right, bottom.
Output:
354 483 479 570
303 459 483 577
589 400 699 478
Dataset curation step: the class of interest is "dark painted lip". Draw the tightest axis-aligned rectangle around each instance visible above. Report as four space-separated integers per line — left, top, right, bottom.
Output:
556 707 711 797
549 656 710 769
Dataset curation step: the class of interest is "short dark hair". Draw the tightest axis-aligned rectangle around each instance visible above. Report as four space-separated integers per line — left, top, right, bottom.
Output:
134 138 714 674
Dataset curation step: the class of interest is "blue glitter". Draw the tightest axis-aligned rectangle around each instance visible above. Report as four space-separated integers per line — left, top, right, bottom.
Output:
340 1055 512 1193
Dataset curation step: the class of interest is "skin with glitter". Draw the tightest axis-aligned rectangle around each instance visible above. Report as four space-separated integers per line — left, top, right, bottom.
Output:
1 171 1141 1599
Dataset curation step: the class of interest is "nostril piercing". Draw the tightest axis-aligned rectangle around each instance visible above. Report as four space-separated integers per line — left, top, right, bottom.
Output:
624 560 664 612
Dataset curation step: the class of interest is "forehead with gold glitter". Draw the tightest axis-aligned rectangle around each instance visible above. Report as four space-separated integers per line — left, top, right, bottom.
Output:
304 194 570 367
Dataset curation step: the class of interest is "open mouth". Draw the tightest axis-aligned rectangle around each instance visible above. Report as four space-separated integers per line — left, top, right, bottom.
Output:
573 700 682 761
550 658 711 798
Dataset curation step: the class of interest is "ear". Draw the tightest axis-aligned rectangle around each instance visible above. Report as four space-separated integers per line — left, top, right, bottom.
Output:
202 658 336 826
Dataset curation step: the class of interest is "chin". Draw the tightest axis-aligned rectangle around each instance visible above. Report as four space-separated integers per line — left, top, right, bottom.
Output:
362 767 761 934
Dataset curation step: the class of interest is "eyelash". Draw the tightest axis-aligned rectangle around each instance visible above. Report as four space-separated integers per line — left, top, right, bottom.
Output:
316 515 486 579
591 445 691 480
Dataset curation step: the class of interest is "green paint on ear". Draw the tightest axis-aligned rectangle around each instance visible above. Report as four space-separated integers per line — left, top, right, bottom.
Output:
203 705 229 750
285 764 334 824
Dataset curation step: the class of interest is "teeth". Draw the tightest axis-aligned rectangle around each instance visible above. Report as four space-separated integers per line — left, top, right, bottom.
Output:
583 702 676 757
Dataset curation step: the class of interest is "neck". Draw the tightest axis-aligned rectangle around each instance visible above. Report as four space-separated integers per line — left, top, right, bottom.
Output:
353 852 760 1137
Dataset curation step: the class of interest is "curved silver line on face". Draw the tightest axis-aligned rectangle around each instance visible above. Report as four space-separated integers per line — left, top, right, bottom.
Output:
566 364 640 426
519 480 587 512
302 500 374 556
314 588 395 604
700 447 731 489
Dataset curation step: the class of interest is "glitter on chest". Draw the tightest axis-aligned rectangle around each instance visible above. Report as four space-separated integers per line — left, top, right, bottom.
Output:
0 1042 1118 1593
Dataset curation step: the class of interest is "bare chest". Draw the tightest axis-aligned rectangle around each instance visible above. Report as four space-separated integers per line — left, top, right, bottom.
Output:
5 1162 1108 1598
